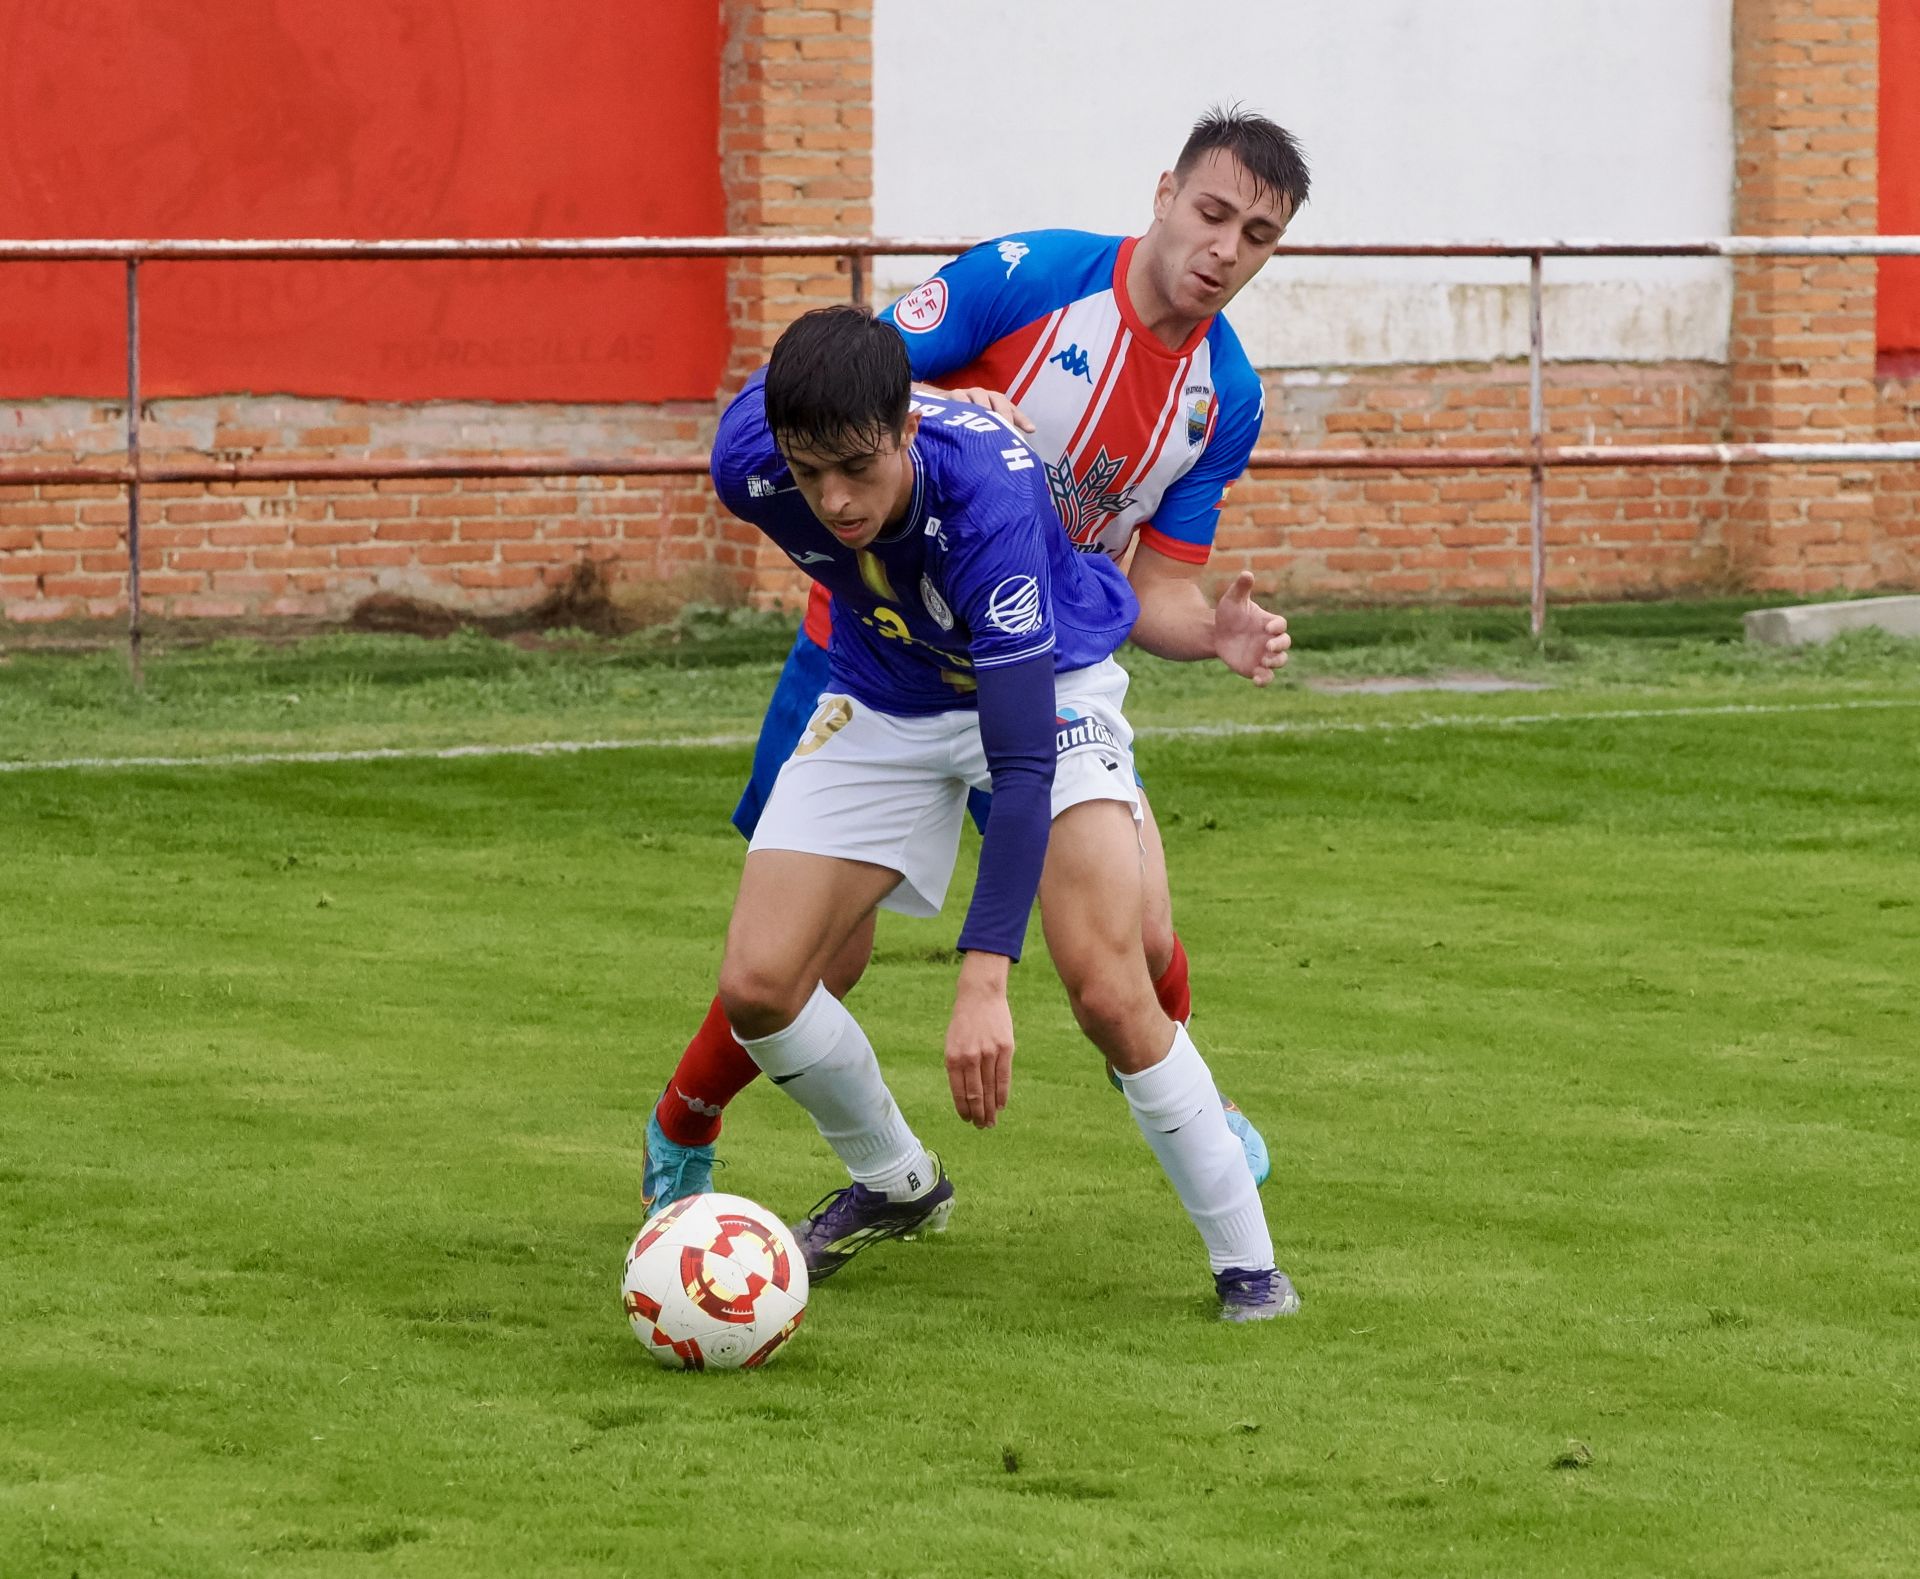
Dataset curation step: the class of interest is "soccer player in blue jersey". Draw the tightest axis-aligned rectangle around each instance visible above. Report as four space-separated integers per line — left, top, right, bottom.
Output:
646 108 1309 1221
709 305 1296 1319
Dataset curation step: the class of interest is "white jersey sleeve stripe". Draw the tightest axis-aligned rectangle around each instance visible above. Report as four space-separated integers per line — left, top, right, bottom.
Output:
972 635 1057 669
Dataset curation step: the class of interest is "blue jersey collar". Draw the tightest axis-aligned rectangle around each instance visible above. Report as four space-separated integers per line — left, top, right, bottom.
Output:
871 441 927 546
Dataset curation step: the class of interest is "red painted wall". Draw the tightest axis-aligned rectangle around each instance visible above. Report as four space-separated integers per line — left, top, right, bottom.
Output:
1882 0 1920 354
0 1 725 401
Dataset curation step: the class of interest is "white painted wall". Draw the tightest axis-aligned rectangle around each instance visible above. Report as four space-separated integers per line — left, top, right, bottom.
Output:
873 0 1734 365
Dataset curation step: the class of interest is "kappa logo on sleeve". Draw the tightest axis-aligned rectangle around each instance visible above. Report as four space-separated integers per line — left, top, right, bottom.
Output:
997 240 1030 278
985 575 1043 636
894 278 949 334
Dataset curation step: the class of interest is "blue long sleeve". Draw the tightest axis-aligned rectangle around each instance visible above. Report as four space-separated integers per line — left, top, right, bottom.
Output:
956 653 1056 960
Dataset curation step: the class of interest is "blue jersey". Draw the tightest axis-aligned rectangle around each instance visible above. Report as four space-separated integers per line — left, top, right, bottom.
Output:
711 371 1138 717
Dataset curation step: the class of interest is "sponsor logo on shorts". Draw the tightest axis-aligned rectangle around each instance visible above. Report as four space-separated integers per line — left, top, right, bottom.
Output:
986 575 1043 635
1055 705 1120 756
894 278 948 334
795 696 853 756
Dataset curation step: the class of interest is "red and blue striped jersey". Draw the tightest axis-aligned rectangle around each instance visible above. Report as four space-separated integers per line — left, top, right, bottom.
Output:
881 229 1264 567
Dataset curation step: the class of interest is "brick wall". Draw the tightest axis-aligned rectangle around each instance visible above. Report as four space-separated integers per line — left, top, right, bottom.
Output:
1216 362 1735 603
1879 371 1920 585
1725 0 1886 595
0 398 719 622
3 0 1913 632
719 0 874 613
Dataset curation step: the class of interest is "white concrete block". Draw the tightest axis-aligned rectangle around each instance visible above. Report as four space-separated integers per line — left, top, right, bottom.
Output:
1743 596 1920 647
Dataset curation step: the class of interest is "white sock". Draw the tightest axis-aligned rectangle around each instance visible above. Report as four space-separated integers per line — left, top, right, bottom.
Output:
733 983 936 1201
1117 1024 1274 1274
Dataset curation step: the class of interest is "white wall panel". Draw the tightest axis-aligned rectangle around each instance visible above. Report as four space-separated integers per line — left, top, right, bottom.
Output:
873 0 1733 364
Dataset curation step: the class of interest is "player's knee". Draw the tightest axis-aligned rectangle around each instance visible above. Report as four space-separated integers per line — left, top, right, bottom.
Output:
1063 964 1157 1056
716 956 809 1041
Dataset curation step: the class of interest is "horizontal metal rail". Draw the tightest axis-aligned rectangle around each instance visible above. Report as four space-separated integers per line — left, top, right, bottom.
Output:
3 235 1920 262
7 441 1920 490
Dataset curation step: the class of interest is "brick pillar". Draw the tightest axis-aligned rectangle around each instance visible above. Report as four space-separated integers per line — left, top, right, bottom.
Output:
717 0 874 606
1725 0 1879 593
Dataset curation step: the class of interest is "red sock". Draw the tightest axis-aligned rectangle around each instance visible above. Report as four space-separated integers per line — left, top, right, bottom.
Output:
1152 933 1192 1024
653 994 762 1147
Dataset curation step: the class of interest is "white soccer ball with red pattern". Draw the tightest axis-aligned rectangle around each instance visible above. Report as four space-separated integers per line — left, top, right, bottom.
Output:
622 1192 809 1371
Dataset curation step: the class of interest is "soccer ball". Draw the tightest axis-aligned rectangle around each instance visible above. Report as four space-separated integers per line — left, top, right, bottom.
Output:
622 1192 809 1371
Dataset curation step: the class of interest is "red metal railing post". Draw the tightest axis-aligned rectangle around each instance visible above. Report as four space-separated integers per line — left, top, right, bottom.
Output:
1528 251 1546 640
849 247 867 307
125 257 143 686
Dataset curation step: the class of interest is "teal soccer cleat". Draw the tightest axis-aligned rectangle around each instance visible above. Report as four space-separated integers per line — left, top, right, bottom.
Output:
640 1111 716 1220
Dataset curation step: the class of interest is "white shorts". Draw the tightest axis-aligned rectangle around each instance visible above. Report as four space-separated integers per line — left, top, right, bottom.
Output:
747 657 1141 918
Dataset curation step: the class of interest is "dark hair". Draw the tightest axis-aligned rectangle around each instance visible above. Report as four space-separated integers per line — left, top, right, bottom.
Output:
1174 105 1311 218
765 306 913 459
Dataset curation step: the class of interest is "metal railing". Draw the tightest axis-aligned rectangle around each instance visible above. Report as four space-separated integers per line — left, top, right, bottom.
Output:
4 233 1920 672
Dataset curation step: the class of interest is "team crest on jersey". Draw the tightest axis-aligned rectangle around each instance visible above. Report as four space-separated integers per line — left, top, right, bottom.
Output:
1186 392 1214 447
919 575 955 631
894 278 948 334
1045 447 1138 548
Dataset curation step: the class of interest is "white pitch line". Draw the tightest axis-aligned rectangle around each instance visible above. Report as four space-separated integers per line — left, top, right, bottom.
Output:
1142 695 1920 740
2 695 1915 777
0 734 754 775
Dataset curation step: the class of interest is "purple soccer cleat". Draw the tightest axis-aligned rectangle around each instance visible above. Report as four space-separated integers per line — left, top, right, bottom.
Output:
1215 1265 1302 1321
791 1154 954 1281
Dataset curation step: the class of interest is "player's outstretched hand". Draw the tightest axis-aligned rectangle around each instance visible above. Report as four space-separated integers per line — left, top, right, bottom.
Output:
945 955 1015 1129
923 383 1038 435
1213 570 1291 686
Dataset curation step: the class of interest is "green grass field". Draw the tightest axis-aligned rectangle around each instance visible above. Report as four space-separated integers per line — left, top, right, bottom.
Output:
3 613 1918 1577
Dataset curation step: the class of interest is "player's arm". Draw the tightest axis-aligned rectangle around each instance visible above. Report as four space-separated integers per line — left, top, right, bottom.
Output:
709 369 780 527
1121 357 1290 684
882 230 1093 399
1128 542 1292 686
945 650 1056 1130
887 232 1102 436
